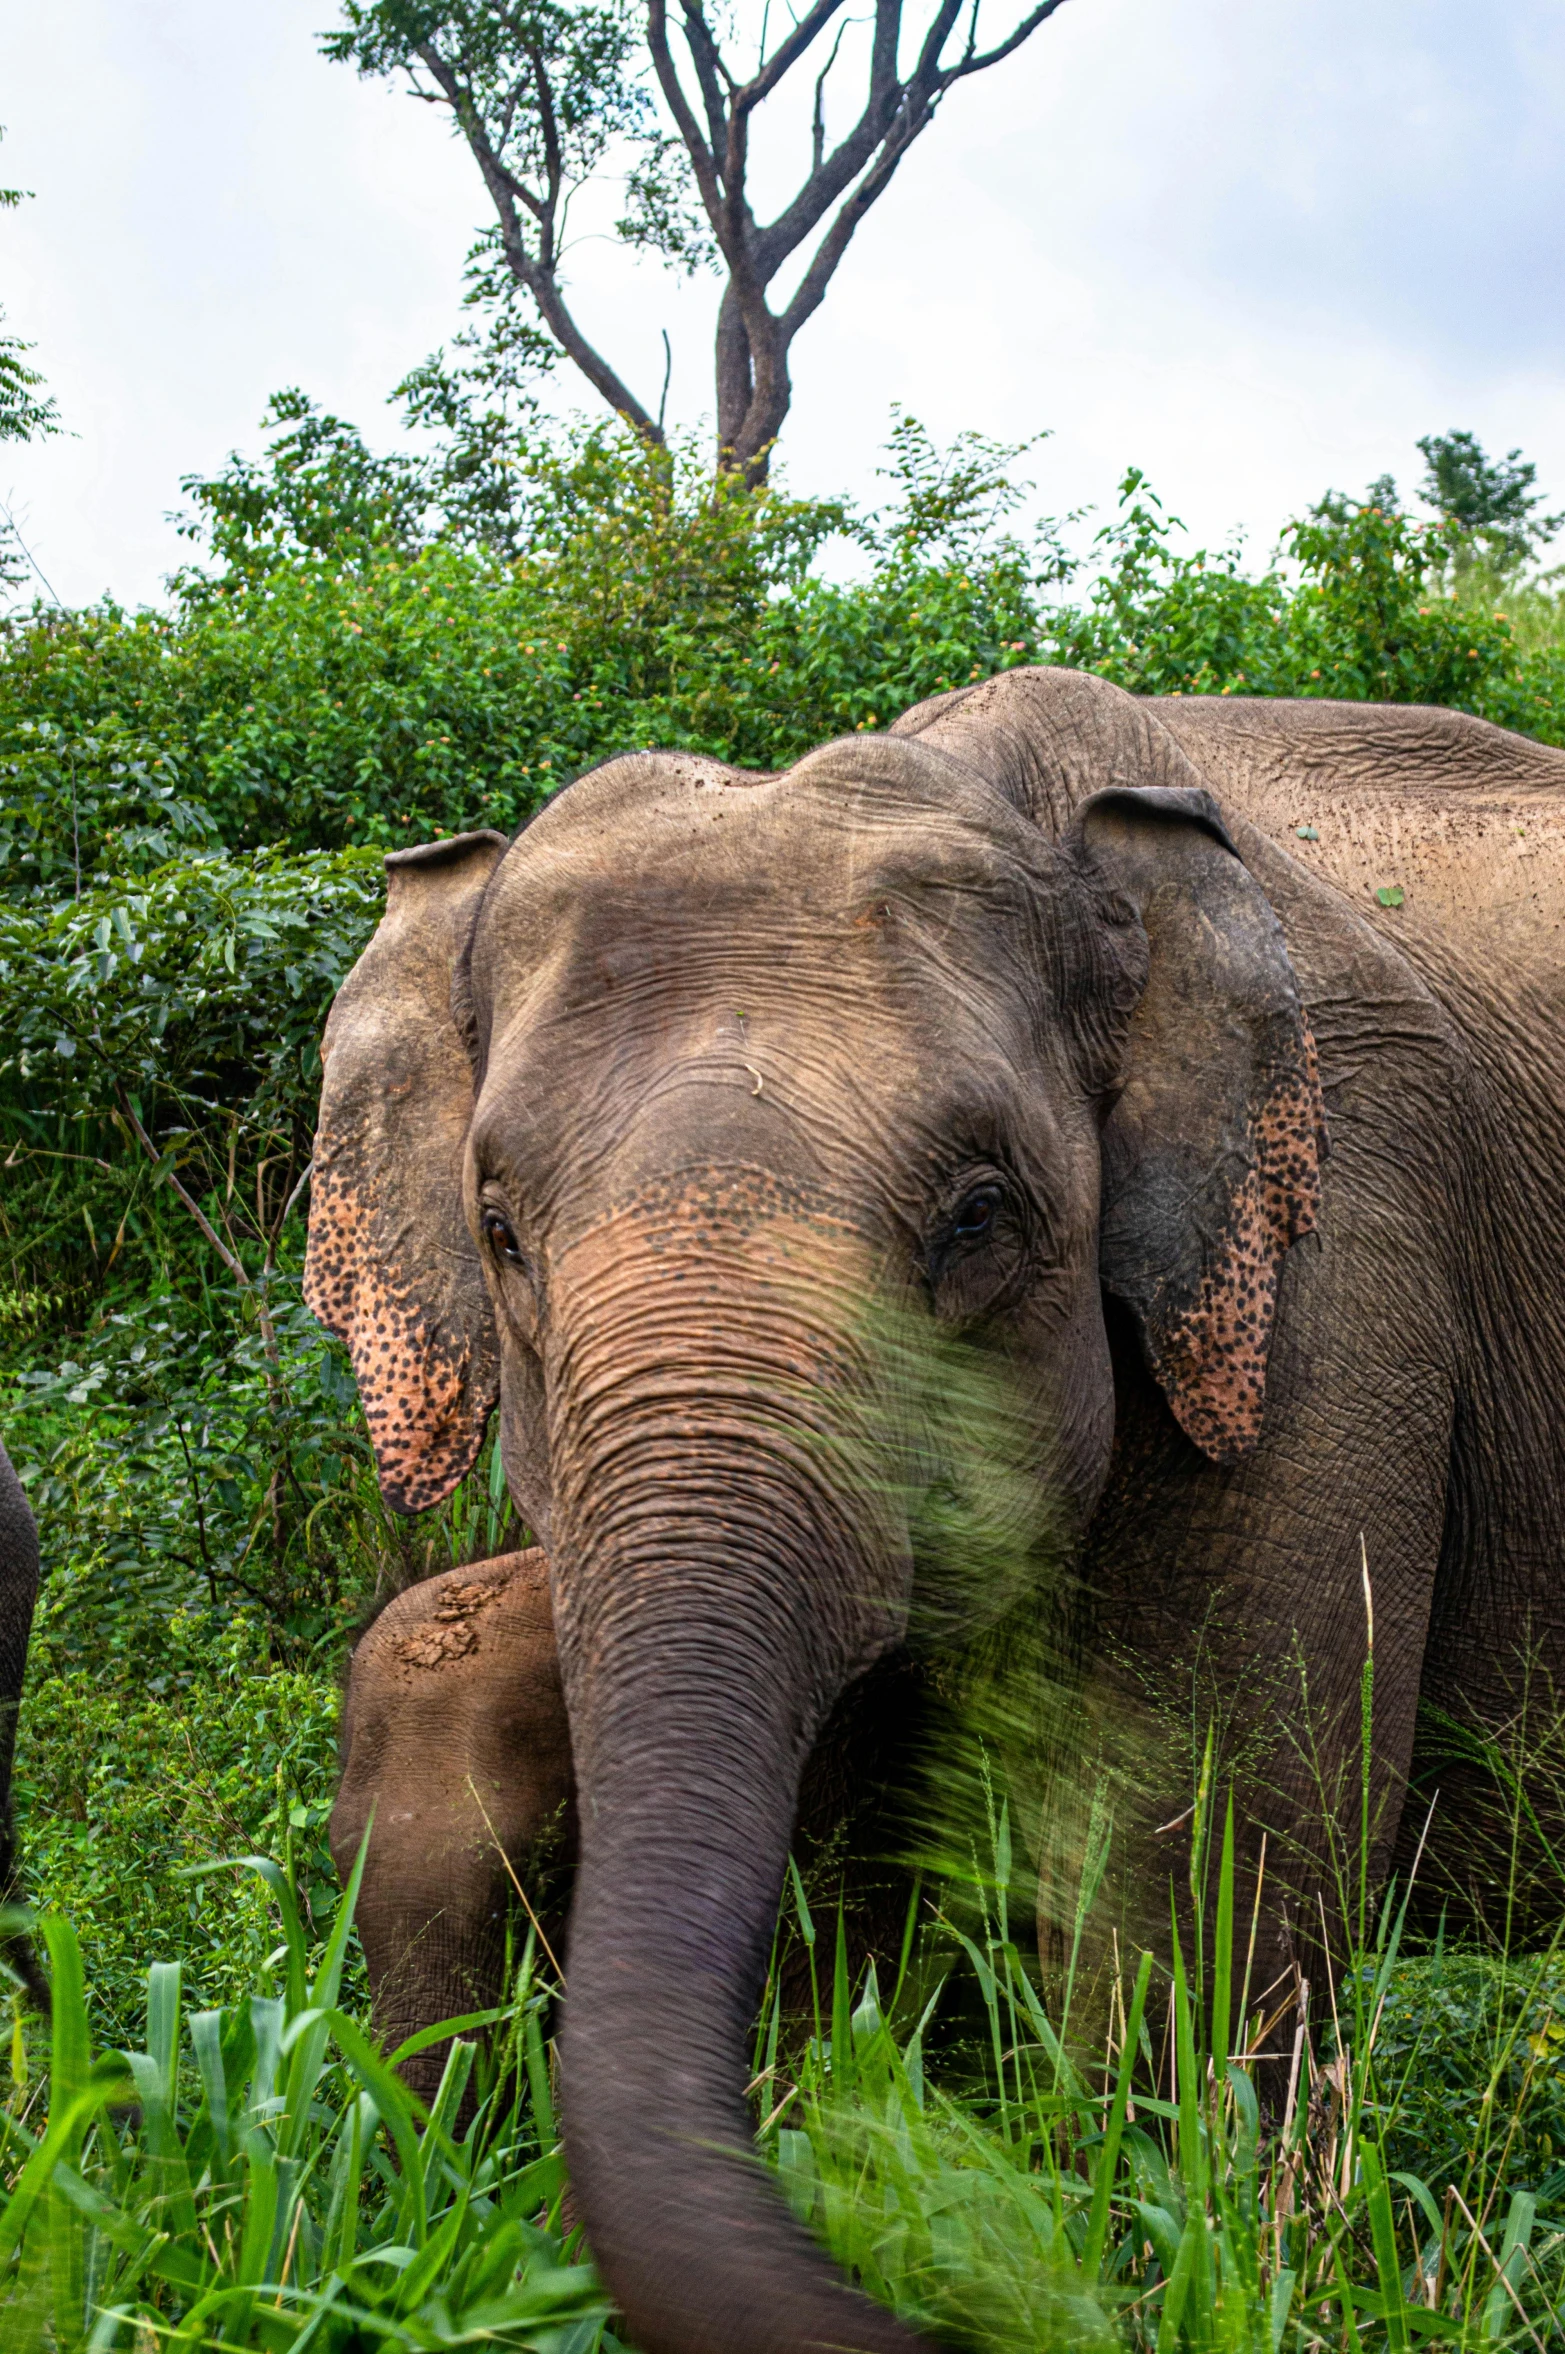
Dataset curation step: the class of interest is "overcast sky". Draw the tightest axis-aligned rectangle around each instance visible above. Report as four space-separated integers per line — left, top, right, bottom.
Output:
4 0 1563 609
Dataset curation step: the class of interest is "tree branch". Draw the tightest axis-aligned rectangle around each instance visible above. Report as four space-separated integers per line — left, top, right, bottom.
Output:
414 36 663 442
341 0 1071 475
774 0 1062 340
680 0 739 153
737 0 850 115
119 1096 249 1293
751 0 911 276
957 0 1071 77
647 0 725 222
812 19 852 172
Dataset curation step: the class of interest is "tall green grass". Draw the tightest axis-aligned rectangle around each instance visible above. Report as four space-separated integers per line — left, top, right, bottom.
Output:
0 1847 609 2351
5 1725 1565 2346
755 1772 1565 2350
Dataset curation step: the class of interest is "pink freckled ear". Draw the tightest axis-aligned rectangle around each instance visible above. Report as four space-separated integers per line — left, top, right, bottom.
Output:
1144 1031 1325 1464
304 830 506 1513
1080 782 1328 1468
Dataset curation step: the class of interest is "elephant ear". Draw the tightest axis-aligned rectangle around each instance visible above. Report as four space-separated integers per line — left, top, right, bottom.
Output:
1070 785 1327 1466
304 831 508 1514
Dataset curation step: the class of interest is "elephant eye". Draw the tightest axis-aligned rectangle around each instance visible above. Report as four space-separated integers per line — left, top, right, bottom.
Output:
482 1208 525 1266
950 1186 1001 1244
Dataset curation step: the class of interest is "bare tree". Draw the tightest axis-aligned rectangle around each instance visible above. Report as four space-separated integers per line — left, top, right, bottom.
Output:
327 0 1072 478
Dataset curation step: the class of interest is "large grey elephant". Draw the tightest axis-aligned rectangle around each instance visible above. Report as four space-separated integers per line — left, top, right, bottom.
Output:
310 666 1565 2354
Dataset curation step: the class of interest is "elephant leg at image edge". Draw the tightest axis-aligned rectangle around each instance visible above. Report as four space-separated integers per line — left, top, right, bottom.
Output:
0 1439 45 2011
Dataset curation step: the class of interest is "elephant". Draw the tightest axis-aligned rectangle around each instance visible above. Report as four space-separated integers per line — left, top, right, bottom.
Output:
333 1546 930 2108
306 664 1565 2354
0 1436 44 2008
332 1547 576 2091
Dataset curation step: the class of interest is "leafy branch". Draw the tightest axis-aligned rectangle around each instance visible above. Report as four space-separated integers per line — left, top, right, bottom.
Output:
325 0 1074 476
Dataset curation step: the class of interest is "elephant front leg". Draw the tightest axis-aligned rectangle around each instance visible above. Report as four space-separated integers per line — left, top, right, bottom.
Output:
331 1548 576 2103
0 1442 44 2011
1064 1268 1454 2061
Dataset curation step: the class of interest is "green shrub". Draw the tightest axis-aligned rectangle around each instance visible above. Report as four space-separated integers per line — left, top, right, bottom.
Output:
13 1632 343 2046
1377 1946 1565 2211
0 1879 602 2350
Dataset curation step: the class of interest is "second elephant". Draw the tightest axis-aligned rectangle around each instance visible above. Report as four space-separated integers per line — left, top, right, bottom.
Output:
333 1548 573 2097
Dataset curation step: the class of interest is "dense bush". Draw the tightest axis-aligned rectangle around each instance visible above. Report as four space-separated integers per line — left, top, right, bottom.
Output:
1378 1947 1565 2210
8 419 1560 875
14 1630 344 2047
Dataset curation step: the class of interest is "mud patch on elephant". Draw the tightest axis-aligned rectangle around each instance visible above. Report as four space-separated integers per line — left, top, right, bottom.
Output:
386 1576 508 1678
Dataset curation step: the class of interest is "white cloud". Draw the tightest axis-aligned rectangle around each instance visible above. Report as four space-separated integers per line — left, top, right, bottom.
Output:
3 0 1562 606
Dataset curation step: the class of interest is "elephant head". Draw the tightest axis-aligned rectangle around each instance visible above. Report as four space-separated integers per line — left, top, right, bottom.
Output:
306 668 1324 2354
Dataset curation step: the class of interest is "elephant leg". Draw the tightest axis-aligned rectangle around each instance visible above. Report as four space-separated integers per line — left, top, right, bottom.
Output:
787 1649 935 2022
1066 1255 1456 2054
0 1441 44 2010
1402 1400 1565 1943
331 1547 575 2103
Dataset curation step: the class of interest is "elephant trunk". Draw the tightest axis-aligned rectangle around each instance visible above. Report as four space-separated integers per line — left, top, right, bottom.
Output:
546 1215 936 2354
562 1663 928 2354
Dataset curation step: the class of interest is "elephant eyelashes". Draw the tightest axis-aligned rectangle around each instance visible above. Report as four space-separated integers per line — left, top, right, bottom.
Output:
925 1174 1025 1321
951 1187 1000 1242
481 1208 526 1267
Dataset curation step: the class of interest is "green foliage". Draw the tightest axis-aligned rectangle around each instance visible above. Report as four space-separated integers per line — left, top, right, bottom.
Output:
6 1789 1565 2347
0 132 59 454
0 844 382 1120
13 1631 344 2047
0 726 219 899
759 1794 1565 2349
11 416 1563 888
0 128 60 600
0 1884 608 2349
325 0 655 208
3 416 1565 2351
0 825 521 1681
1046 468 1565 729
1377 1948 1565 2214
1280 493 1524 708
1417 429 1564 576
175 389 435 573
392 304 562 558
0 845 390 1646
9 1285 364 1656
0 326 57 453
11 425 858 858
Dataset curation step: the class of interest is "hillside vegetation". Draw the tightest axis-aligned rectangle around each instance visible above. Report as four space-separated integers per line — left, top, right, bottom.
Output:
3 408 1565 2344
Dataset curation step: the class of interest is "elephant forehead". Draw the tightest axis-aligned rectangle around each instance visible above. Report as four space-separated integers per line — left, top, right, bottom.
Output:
463 795 1049 1087
495 756 1035 928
